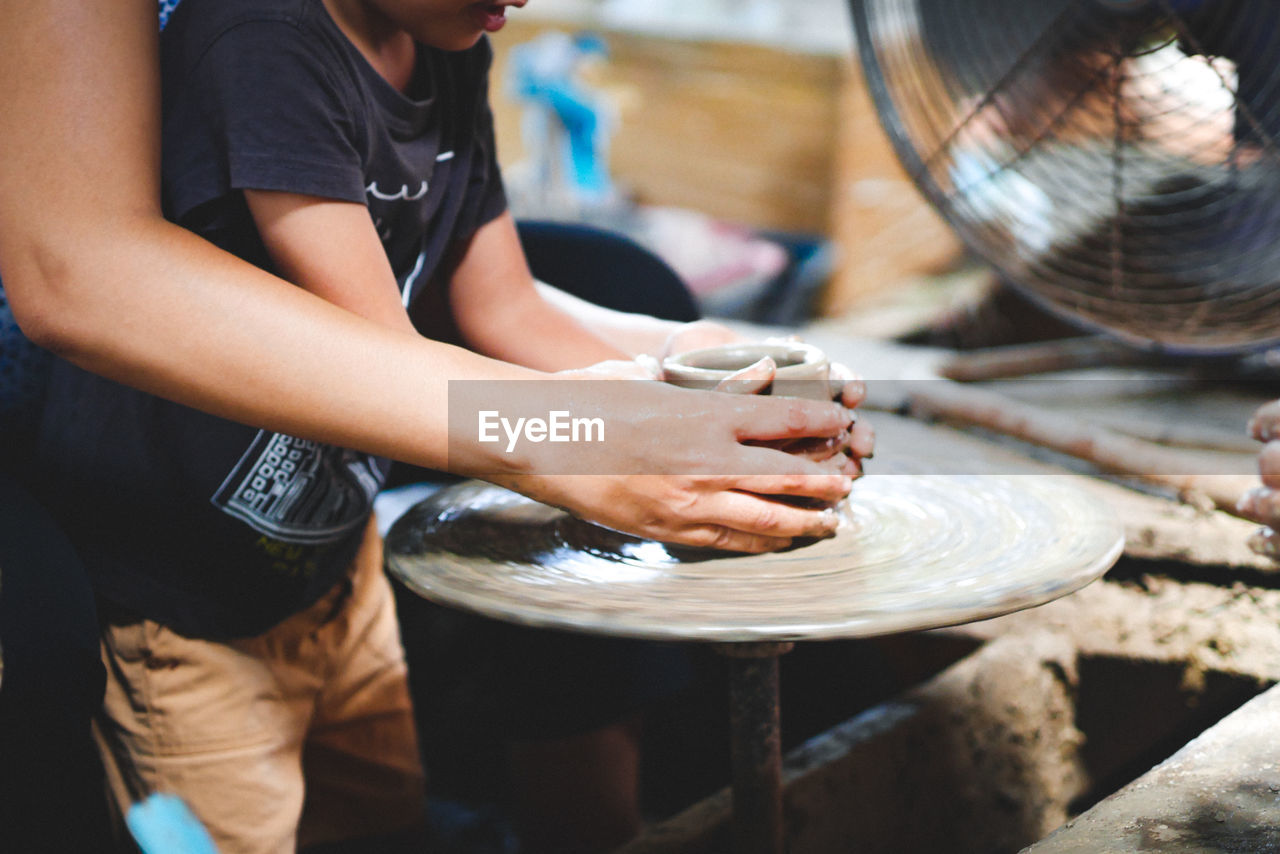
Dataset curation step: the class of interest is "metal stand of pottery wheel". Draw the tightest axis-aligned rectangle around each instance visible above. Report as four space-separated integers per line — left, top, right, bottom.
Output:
717 641 794 854
385 476 1125 853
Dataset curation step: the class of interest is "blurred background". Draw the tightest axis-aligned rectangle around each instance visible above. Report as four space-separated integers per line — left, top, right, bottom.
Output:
490 0 969 333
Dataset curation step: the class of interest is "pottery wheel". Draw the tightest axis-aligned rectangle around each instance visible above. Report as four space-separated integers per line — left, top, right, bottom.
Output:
385 475 1124 643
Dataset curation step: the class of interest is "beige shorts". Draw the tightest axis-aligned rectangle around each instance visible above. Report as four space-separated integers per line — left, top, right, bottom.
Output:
95 520 426 854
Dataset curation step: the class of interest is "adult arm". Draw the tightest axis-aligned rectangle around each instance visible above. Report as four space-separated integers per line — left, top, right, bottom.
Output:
0 0 494 463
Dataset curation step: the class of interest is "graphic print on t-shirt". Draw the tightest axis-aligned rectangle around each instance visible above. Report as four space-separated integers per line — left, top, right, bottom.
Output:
366 180 428 201
211 431 383 544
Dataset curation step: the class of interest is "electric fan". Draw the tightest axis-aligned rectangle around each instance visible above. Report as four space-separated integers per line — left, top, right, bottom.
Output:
851 0 1280 353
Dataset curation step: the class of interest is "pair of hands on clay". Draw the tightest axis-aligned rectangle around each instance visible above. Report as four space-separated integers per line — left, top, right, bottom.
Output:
569 320 875 467
511 322 875 553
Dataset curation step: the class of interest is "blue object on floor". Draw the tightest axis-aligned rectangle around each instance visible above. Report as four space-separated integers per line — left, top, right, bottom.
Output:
427 798 520 854
126 794 219 854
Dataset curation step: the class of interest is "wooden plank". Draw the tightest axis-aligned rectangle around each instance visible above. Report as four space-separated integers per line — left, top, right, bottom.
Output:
976 371 1268 456
727 331 1272 571
1024 683 1280 853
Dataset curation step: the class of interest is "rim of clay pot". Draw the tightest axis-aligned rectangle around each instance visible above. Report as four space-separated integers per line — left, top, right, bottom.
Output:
662 341 828 383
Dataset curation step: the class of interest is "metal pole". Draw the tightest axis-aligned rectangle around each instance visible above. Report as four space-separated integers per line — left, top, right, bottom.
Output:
720 641 795 854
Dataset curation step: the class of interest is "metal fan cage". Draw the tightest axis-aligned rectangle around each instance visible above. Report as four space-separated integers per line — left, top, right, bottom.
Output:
851 0 1280 353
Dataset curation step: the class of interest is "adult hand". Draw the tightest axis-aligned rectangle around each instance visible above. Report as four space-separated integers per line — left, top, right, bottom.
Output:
1240 400 1280 558
486 380 858 553
689 346 876 471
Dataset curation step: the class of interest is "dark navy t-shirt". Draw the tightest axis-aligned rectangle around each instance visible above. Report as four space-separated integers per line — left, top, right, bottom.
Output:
36 0 506 639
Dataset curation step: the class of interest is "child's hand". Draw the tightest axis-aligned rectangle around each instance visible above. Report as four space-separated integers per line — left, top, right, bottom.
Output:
559 356 663 381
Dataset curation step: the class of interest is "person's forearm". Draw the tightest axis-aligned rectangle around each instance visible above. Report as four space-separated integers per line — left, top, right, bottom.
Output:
533 282 683 359
5 212 545 470
448 212 632 370
465 280 633 371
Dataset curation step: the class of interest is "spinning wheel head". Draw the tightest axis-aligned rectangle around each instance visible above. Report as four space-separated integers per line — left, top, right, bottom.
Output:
386 474 1123 643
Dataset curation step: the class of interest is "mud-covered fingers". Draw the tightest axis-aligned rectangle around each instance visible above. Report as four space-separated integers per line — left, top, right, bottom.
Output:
726 464 855 506
674 527 797 554
755 425 872 470
847 418 875 460
828 362 868 409
731 396 852 444
1244 422 1280 561
1238 486 1280 524
761 434 847 462
1249 400 1280 442
1239 476 1280 563
771 428 870 462
797 453 859 478
783 444 861 477
839 379 868 409
805 454 860 478
1260 441 1280 489
606 470 846 551
1248 526 1280 560
694 488 845 542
